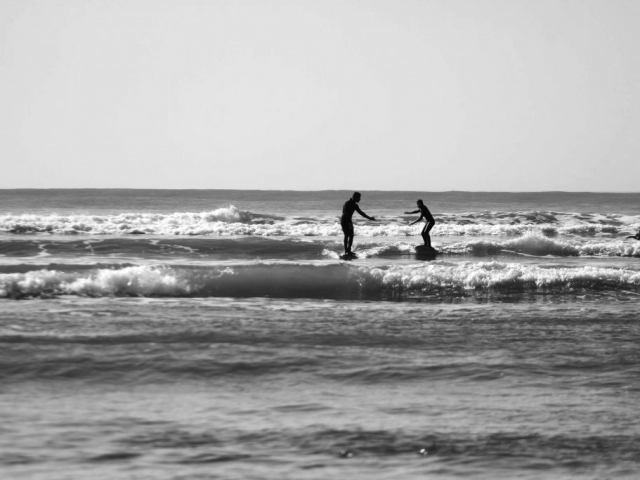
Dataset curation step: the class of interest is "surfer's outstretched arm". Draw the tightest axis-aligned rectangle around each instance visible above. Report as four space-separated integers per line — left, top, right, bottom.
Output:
404 209 420 215
355 205 375 221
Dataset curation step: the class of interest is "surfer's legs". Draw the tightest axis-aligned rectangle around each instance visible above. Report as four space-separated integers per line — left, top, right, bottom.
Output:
421 221 435 247
346 226 354 253
342 221 354 254
420 227 429 246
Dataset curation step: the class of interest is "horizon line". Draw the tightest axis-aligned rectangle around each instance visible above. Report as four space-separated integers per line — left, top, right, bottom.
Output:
1 188 640 194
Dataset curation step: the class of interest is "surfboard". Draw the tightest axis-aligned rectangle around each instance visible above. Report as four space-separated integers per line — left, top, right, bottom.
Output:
339 252 358 260
415 245 438 256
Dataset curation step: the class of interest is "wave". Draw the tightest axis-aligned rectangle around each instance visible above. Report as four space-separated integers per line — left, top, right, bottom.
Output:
1 207 638 237
1 234 639 262
1 261 639 300
324 233 640 259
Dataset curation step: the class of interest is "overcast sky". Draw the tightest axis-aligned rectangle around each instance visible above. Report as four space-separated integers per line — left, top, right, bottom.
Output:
1 0 638 191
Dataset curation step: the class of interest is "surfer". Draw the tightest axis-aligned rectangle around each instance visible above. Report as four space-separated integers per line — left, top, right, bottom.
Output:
341 192 376 255
627 230 640 241
405 199 435 247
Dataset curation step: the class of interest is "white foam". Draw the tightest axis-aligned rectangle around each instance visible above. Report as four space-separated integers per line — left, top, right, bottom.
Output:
0 266 189 298
361 261 640 293
1 209 639 237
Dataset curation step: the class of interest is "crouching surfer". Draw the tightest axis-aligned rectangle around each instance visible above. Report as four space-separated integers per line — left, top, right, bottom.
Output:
341 192 376 256
405 199 435 248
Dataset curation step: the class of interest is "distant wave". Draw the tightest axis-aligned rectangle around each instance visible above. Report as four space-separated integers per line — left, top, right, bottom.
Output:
1 207 638 237
1 262 639 300
0 206 285 235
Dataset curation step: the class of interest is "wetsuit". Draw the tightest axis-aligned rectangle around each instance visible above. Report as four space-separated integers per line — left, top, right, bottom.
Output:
408 204 435 246
341 198 373 254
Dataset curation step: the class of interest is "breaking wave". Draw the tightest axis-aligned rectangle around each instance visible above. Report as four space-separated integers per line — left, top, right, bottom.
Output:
2 262 639 300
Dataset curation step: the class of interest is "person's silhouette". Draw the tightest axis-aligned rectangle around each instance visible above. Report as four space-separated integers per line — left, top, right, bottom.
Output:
405 199 435 247
626 230 640 240
341 192 375 255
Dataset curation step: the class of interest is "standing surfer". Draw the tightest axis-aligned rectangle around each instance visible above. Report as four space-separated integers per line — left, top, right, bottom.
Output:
341 192 376 256
405 199 435 247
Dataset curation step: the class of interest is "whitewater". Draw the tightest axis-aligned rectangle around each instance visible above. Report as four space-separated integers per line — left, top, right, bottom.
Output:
1 189 640 480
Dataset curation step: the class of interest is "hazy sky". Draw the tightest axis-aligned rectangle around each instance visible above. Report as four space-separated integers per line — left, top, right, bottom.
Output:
1 0 638 191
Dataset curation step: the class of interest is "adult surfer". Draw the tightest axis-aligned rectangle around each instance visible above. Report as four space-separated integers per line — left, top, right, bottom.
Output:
405 199 436 247
627 230 640 241
341 192 376 256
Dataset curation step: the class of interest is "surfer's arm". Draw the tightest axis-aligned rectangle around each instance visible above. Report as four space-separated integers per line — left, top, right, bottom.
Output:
355 205 375 221
410 214 424 226
404 209 420 215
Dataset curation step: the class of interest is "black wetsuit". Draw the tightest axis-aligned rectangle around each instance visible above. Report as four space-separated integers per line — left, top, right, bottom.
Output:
341 198 373 254
418 204 434 225
408 204 435 246
341 198 365 236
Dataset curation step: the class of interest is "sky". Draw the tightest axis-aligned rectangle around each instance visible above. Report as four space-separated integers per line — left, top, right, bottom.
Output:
1 0 638 191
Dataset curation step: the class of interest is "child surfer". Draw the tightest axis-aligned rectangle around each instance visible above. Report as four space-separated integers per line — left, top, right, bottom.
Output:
341 192 376 256
405 199 436 247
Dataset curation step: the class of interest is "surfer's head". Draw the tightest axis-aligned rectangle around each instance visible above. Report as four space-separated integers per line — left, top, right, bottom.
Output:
353 192 361 202
417 199 424 206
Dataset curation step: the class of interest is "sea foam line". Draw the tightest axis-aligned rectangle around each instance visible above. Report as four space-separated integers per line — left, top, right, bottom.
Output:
1 208 638 237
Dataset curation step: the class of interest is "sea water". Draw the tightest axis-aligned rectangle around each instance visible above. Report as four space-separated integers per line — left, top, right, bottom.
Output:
1 189 639 479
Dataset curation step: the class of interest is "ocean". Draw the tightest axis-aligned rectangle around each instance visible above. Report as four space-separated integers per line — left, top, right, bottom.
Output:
1 189 639 480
